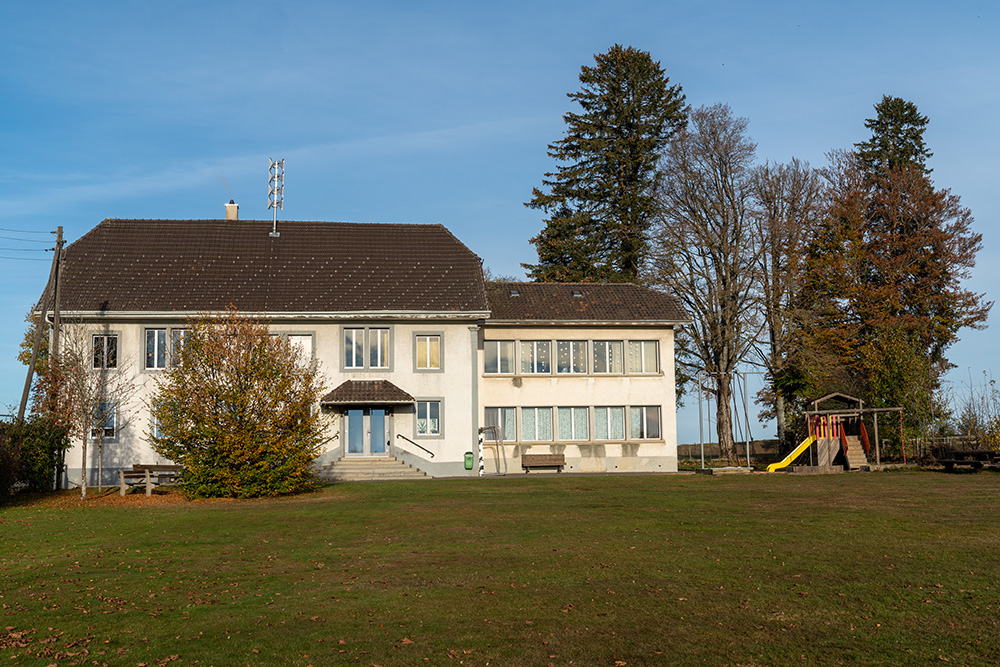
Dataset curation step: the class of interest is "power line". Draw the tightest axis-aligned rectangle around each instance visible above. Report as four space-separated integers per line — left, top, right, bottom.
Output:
0 235 51 243
0 247 52 252
0 256 50 261
0 227 51 234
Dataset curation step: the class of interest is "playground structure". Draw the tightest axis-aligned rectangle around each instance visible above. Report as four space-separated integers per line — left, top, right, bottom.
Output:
767 393 902 473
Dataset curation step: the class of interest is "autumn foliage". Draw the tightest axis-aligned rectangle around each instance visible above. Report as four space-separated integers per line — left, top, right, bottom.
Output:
149 309 329 498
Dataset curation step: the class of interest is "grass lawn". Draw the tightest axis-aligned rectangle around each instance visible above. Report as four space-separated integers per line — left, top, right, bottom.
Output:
2 469 1000 666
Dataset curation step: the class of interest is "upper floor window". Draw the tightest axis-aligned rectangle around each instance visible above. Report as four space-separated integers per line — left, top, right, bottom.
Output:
416 335 441 370
287 334 314 363
593 340 624 374
628 341 659 374
484 340 515 374
170 329 188 366
92 335 118 369
556 341 587 374
520 341 551 374
345 328 390 370
146 329 168 369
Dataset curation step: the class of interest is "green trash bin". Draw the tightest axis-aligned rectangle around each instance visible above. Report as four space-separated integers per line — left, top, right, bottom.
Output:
464 451 474 470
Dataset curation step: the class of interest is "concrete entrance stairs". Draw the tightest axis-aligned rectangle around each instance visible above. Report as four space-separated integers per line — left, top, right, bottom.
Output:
319 456 430 482
843 435 869 470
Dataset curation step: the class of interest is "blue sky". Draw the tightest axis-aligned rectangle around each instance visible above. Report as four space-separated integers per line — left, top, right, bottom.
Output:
2 0 997 443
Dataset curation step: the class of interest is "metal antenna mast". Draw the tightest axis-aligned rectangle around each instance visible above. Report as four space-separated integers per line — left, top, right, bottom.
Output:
268 158 284 237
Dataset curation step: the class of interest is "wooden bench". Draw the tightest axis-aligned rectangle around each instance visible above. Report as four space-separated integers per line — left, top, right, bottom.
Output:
119 464 183 496
521 453 565 473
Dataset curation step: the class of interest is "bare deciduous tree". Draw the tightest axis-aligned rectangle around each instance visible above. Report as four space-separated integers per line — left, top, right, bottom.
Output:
650 104 759 462
750 159 825 445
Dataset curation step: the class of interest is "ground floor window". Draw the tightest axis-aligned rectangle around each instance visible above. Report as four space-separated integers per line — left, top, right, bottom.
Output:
557 406 589 440
416 400 441 436
630 406 661 439
521 407 553 441
484 407 515 441
91 402 116 439
594 406 625 440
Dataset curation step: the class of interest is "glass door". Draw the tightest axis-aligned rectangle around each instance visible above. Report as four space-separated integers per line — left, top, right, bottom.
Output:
346 408 390 456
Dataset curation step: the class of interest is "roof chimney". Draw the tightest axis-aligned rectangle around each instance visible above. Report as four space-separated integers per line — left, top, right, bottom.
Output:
225 199 238 221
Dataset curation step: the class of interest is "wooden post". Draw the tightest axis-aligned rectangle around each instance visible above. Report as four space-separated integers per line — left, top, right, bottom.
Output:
874 413 881 466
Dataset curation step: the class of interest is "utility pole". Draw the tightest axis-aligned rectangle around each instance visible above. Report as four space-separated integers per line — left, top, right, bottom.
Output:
17 227 63 423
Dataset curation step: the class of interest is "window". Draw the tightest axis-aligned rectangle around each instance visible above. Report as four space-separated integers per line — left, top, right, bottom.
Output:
92 334 118 369
345 327 390 370
484 340 515 374
484 407 515 441
416 401 441 436
557 406 589 440
369 328 389 368
593 341 624 374
521 407 553 441
630 406 661 439
91 401 116 439
345 328 365 368
416 335 441 370
145 329 168 369
628 341 659 374
170 329 188 366
287 334 314 363
520 341 551 374
556 341 587 374
595 406 625 440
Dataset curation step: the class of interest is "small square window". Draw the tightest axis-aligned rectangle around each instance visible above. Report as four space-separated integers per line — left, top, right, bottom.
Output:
484 341 515 374
416 400 441 436
416 335 441 370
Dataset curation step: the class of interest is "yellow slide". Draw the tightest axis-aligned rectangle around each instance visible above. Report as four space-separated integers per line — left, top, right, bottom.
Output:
766 436 816 473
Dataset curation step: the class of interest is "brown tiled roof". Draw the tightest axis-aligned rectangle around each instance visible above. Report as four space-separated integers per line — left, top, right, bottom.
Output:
59 219 489 314
320 380 415 405
485 282 688 323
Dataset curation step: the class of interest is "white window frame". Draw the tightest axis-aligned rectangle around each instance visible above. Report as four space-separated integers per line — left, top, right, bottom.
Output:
557 406 589 441
92 334 118 370
628 340 659 374
484 340 515 374
415 334 443 371
484 407 516 442
594 406 626 441
144 328 168 370
343 327 392 371
593 340 624 374
91 401 117 439
416 399 442 437
170 329 188 367
520 407 553 441
630 406 662 440
520 340 551 374
556 340 587 374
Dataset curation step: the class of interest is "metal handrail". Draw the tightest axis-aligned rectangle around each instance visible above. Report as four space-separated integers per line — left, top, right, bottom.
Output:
395 433 435 458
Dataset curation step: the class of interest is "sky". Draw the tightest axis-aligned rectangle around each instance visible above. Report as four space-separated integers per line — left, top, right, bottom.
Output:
2 0 997 444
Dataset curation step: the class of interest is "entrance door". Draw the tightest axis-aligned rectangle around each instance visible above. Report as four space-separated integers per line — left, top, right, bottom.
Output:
346 408 390 456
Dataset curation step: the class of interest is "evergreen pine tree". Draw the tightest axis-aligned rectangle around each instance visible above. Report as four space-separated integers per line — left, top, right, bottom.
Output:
524 44 687 282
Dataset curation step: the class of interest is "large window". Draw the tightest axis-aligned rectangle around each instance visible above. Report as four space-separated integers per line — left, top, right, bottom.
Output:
593 340 624 374
557 406 589 440
556 341 587 374
521 407 553 441
595 406 625 440
416 335 441 370
287 334 314 363
145 329 168 369
628 341 659 374
92 335 118 369
416 400 441 436
630 406 661 439
520 341 551 374
91 401 116 439
484 340 515 374
484 407 515 441
345 328 390 370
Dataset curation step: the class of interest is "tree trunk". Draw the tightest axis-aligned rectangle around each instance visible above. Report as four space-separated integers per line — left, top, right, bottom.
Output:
80 436 87 500
716 375 737 462
775 392 787 446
